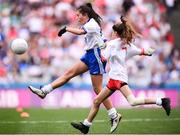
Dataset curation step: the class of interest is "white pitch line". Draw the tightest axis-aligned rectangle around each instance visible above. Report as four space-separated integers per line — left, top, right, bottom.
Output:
0 118 180 124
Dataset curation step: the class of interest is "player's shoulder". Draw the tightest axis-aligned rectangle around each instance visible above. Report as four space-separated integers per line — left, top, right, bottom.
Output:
89 18 98 24
107 38 120 46
84 18 99 27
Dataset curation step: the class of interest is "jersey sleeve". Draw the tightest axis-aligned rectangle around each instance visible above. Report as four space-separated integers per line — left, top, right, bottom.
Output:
82 20 99 33
126 43 142 59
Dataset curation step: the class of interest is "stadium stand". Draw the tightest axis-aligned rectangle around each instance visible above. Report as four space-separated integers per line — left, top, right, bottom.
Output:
0 0 179 89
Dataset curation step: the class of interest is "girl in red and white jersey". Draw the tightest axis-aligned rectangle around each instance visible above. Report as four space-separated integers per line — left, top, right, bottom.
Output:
71 16 171 134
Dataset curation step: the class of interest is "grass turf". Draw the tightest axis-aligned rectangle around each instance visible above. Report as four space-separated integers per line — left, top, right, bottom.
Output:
0 108 180 134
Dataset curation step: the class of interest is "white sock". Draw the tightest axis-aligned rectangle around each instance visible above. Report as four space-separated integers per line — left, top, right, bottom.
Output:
41 84 53 94
83 119 92 127
107 108 117 119
156 98 162 106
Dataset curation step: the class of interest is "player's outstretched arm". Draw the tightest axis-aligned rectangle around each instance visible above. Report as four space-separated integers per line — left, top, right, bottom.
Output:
126 45 156 59
66 26 86 35
58 26 86 37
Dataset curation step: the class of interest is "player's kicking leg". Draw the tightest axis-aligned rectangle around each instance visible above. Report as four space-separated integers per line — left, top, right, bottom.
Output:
28 86 47 99
110 113 122 133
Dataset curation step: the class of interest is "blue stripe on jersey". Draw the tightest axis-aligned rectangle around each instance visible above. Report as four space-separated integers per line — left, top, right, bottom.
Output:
81 26 87 33
94 47 105 74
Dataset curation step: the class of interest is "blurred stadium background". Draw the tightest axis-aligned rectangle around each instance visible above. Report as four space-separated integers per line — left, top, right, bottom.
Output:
0 0 180 134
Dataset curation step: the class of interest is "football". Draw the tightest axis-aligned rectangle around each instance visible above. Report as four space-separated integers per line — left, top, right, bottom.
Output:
10 38 28 54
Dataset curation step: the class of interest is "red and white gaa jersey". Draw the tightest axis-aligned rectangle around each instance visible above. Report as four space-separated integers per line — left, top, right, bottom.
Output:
102 38 142 83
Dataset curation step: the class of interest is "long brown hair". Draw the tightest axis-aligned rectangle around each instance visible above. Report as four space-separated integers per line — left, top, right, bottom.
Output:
112 16 138 44
77 3 102 26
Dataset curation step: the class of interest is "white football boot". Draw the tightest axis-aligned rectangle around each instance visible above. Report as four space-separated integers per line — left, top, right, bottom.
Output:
110 113 122 133
28 86 47 99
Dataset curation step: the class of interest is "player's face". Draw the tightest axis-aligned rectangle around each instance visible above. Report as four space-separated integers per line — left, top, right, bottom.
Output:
76 11 88 24
112 31 119 38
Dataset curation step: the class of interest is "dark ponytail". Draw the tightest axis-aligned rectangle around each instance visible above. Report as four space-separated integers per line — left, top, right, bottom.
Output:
77 3 102 26
112 16 138 44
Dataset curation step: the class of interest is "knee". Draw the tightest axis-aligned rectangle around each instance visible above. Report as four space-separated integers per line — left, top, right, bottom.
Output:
129 100 136 106
93 98 101 107
127 95 136 106
93 87 102 95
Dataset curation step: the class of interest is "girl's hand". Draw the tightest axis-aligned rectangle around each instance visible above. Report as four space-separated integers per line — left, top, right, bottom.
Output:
145 48 155 56
58 26 67 37
99 42 107 49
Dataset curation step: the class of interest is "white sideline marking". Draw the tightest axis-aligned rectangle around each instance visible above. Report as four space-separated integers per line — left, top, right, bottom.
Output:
0 118 180 124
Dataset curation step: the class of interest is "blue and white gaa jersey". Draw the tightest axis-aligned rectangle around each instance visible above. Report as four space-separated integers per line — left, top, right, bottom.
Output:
82 18 104 50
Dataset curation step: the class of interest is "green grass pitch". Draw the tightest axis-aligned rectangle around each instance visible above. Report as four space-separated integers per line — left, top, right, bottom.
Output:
0 108 180 134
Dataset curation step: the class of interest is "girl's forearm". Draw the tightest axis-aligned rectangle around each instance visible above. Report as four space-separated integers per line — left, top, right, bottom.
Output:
66 27 86 35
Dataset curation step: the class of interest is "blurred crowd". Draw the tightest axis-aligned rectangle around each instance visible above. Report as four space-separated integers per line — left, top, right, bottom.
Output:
0 0 180 88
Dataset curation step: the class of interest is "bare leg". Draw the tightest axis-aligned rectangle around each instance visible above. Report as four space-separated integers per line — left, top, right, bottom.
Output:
120 85 156 106
70 88 121 134
91 75 114 110
120 85 171 116
51 60 88 89
87 87 113 122
28 60 88 98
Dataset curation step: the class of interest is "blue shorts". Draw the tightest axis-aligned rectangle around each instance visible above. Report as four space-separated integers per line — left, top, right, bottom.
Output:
80 47 106 75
